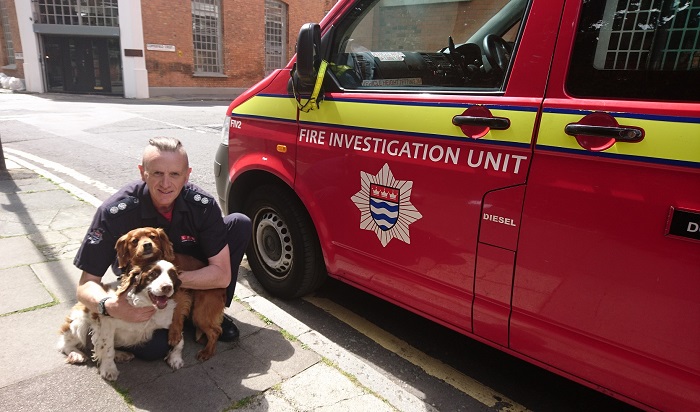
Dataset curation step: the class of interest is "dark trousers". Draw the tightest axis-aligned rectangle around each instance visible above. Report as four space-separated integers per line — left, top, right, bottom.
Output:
129 212 251 360
223 212 252 306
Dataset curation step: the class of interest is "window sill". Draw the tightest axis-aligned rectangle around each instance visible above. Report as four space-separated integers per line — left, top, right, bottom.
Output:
193 72 227 78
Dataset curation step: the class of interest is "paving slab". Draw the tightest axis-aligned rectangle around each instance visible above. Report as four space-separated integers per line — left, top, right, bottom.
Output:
0 303 73 388
276 362 395 411
0 237 46 269
240 327 321 380
0 265 54 314
31 258 84 304
0 366 131 412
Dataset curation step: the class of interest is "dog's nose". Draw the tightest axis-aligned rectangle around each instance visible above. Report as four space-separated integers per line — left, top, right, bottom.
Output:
143 242 152 252
161 284 172 295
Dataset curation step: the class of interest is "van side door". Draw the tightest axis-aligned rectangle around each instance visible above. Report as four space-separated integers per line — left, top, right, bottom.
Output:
512 1 700 409
294 0 561 336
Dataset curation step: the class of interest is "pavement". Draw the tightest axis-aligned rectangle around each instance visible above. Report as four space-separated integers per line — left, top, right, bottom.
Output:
0 156 439 411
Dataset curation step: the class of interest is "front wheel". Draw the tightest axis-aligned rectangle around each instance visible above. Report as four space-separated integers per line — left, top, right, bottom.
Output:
243 185 326 299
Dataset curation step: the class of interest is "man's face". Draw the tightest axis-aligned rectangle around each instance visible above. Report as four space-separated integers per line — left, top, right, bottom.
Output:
138 150 191 212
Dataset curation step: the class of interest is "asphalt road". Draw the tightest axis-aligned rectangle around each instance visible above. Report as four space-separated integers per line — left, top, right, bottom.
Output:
0 91 640 412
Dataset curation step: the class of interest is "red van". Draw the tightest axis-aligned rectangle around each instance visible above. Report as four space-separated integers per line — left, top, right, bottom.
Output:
214 0 700 410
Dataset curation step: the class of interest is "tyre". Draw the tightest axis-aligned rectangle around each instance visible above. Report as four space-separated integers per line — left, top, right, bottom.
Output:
243 185 326 299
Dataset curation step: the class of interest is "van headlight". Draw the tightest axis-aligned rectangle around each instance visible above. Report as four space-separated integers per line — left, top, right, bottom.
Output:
220 115 230 146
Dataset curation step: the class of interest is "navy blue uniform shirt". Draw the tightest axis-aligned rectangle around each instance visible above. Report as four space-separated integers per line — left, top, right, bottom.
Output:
74 180 227 277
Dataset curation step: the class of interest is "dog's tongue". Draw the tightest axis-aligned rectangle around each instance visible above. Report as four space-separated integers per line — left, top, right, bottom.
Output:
151 295 169 309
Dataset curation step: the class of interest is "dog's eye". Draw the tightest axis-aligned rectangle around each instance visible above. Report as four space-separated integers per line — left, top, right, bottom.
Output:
131 239 138 245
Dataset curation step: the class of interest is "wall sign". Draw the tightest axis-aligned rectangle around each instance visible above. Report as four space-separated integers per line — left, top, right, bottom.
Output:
146 44 176 52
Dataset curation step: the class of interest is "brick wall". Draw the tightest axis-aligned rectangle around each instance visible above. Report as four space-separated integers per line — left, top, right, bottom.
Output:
143 0 335 89
352 0 509 52
0 0 23 79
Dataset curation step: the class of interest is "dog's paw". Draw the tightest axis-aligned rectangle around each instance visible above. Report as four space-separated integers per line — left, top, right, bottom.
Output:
99 362 119 381
114 350 135 363
66 351 87 364
166 338 185 370
166 354 184 370
196 349 215 362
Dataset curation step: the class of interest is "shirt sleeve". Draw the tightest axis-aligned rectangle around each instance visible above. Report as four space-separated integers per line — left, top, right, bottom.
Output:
197 200 228 259
73 207 120 277
183 186 228 259
73 191 141 277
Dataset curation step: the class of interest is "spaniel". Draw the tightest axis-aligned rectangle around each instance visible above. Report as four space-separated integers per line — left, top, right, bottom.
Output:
115 227 226 362
57 260 185 381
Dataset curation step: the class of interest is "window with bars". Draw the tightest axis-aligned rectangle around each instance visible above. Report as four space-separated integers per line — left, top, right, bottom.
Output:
34 0 119 27
192 0 224 75
0 0 14 66
568 0 699 101
265 0 288 75
595 0 700 71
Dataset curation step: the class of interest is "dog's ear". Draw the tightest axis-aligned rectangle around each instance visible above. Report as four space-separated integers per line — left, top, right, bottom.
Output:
116 267 141 295
115 232 132 269
169 266 182 292
157 228 175 262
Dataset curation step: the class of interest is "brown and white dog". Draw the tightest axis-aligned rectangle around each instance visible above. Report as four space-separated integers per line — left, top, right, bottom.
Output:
114 227 226 362
57 259 185 381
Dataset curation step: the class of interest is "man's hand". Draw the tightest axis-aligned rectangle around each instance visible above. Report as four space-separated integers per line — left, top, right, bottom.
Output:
77 271 155 322
105 293 155 322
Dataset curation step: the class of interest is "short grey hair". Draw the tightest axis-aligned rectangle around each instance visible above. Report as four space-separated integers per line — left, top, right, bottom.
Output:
142 137 189 167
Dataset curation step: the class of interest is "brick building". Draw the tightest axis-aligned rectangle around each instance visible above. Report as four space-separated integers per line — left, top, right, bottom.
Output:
0 0 335 98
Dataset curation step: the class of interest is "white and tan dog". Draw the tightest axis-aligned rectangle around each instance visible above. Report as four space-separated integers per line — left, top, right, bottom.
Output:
57 260 184 381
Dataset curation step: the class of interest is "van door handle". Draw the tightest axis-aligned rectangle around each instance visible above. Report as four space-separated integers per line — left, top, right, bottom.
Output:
453 115 511 130
564 124 644 142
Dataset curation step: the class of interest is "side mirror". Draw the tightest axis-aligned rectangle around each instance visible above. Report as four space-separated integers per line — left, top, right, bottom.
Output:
293 23 322 94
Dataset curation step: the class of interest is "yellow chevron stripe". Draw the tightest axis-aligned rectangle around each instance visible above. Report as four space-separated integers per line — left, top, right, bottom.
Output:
538 112 700 164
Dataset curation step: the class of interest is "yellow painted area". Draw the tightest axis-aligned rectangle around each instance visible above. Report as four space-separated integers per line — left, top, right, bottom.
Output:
236 96 539 145
304 296 530 412
538 112 700 164
301 100 538 145
490 108 538 145
232 95 298 121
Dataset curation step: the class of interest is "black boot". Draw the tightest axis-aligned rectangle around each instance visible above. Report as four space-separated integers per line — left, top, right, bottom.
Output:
219 313 240 341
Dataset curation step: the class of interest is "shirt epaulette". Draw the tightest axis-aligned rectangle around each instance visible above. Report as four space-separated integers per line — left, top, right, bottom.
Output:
105 196 140 217
185 189 213 207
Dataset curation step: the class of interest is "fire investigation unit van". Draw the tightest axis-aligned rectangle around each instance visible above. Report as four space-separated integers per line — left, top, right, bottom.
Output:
214 0 700 410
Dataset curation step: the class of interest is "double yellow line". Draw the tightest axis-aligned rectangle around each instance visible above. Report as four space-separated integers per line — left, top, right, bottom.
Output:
305 296 530 412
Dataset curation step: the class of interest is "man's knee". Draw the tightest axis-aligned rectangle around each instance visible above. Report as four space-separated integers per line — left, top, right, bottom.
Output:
224 213 252 239
126 329 170 361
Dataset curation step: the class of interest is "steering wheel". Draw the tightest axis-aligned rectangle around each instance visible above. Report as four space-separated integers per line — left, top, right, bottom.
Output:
483 34 513 74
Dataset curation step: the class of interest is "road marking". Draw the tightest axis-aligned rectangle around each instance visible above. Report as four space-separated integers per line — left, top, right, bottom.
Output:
304 296 530 412
5 148 117 197
138 116 197 131
6 154 103 208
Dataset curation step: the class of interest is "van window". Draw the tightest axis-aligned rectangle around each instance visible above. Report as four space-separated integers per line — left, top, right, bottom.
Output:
567 0 700 102
328 0 529 91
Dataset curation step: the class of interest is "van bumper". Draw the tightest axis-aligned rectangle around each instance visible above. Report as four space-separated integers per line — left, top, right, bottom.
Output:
214 143 230 214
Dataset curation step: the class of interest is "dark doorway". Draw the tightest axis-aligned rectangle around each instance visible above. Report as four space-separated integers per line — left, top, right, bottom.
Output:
42 35 123 95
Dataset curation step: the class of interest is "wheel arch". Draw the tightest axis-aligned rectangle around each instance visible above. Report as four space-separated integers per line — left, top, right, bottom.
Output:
235 172 329 298
228 170 325 255
226 170 293 212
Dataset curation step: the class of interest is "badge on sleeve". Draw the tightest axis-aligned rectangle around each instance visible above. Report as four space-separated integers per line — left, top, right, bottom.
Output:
87 228 105 245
